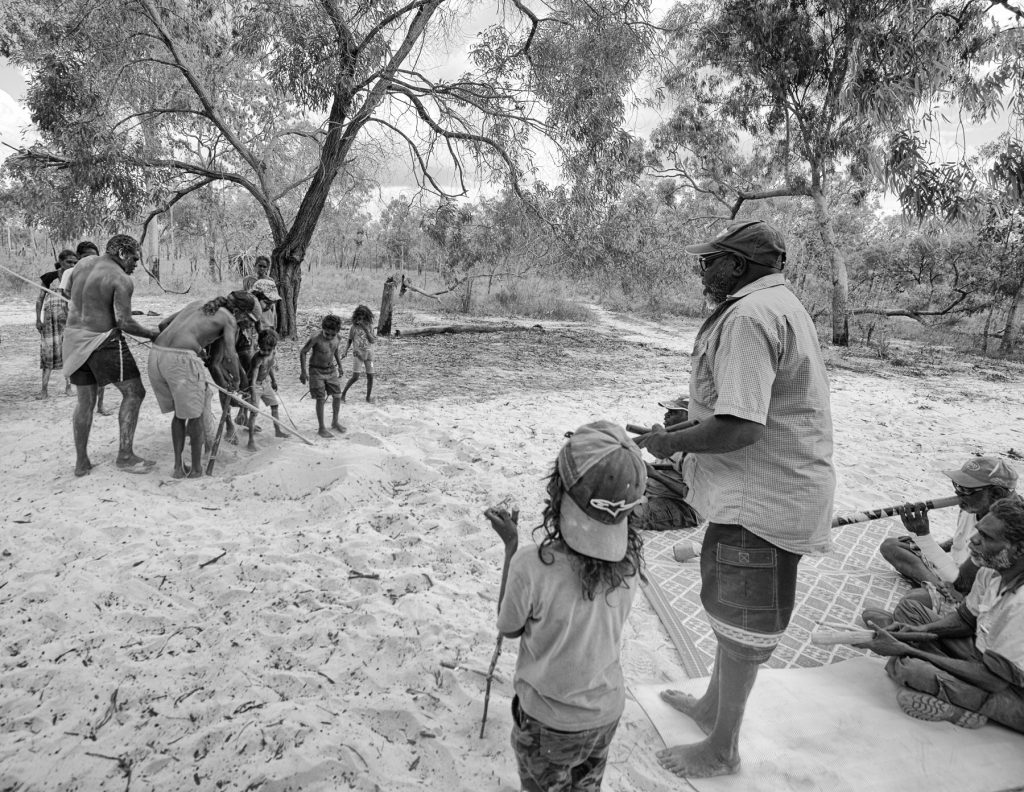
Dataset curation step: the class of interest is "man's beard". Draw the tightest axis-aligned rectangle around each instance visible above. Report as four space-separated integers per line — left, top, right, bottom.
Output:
972 545 1023 570
703 271 735 308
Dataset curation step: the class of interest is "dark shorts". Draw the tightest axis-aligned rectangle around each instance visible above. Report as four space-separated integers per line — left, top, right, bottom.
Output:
700 523 802 664
68 330 140 386
511 696 618 792
308 367 341 400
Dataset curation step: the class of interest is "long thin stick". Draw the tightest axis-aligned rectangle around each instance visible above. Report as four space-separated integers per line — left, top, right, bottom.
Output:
480 634 504 739
205 409 230 475
831 495 959 527
217 388 315 446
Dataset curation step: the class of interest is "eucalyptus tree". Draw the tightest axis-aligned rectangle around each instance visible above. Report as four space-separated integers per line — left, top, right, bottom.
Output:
1 0 656 336
650 0 1002 345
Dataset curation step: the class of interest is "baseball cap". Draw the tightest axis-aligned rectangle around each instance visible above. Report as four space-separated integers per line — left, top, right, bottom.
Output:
658 396 689 411
683 220 787 269
557 420 647 562
943 456 1018 490
251 278 280 302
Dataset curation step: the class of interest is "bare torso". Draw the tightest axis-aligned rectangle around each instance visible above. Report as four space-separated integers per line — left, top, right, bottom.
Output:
155 300 242 387
66 255 134 333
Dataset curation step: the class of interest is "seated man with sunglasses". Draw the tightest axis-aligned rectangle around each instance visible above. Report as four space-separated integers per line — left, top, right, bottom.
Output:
878 457 1018 610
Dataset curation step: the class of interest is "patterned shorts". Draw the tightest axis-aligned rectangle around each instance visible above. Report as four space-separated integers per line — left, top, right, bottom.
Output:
700 523 802 664
511 696 619 792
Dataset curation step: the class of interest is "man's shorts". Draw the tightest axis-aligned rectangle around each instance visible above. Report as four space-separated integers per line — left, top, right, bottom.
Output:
351 353 374 375
252 382 279 407
309 366 341 399
700 523 802 664
69 330 140 386
510 696 618 792
148 345 209 420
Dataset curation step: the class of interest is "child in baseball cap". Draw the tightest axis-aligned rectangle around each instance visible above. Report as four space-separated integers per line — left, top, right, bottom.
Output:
485 420 647 791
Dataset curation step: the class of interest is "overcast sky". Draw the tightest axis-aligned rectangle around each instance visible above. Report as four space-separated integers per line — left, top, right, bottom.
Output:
0 10 1016 214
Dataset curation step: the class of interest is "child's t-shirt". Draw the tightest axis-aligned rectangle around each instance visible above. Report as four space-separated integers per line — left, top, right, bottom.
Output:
497 543 637 731
349 323 374 359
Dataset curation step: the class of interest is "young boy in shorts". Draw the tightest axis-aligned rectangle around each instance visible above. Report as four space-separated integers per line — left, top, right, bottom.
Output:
485 420 648 792
299 314 345 438
245 328 288 449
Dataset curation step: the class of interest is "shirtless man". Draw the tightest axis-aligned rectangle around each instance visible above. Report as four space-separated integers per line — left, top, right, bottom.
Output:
62 234 159 477
150 291 259 478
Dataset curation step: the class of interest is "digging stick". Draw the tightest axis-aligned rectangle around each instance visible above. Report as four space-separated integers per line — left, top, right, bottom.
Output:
212 384 315 446
831 495 960 527
481 506 519 739
811 628 939 646
205 409 230 475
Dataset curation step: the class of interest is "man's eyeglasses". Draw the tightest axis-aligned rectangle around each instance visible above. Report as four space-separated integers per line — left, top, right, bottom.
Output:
953 483 988 497
698 252 731 273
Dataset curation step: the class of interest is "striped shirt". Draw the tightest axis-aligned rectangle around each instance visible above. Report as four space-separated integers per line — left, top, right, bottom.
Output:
687 273 835 555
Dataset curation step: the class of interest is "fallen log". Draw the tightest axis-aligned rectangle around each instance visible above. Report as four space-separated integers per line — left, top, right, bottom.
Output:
394 323 544 338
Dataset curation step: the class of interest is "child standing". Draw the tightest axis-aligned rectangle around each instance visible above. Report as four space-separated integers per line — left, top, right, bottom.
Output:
245 328 288 449
341 305 376 403
299 314 345 438
485 420 648 792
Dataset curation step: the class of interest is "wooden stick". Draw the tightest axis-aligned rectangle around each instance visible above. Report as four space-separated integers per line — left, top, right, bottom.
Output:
214 386 315 446
811 629 939 646
831 495 959 527
480 634 504 739
205 409 229 475
626 419 699 435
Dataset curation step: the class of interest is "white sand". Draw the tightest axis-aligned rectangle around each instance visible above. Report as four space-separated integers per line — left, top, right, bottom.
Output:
1 295 1022 790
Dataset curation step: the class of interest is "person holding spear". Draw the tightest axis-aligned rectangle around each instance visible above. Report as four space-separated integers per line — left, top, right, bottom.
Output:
484 420 647 792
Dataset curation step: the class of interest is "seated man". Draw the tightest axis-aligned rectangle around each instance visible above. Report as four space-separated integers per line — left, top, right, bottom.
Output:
859 496 1024 734
880 456 1017 610
629 397 701 532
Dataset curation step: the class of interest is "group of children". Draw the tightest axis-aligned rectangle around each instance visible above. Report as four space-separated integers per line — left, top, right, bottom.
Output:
235 305 378 442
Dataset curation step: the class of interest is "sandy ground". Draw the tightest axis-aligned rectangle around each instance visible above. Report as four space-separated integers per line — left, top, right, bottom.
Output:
1 291 1023 791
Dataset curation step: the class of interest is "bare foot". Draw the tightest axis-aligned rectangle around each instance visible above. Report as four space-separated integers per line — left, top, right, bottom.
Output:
253 424 263 433
656 740 740 778
74 458 94 477
225 431 238 445
275 430 289 438
96 406 114 416
246 441 258 452
187 468 203 479
34 391 48 400
660 690 715 735
331 422 346 434
116 454 156 473
318 428 334 439
172 466 188 479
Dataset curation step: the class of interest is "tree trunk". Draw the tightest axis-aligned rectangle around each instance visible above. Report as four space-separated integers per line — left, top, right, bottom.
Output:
811 187 849 346
460 276 474 313
999 281 1023 354
271 249 302 339
378 276 397 336
981 305 995 355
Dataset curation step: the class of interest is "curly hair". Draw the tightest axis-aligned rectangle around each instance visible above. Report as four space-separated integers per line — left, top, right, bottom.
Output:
105 234 140 256
76 241 99 257
534 464 646 601
990 495 1024 548
257 328 279 348
322 314 342 332
352 304 374 325
202 291 257 316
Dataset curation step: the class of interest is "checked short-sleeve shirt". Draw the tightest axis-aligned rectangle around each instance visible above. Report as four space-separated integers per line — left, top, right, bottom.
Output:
687 273 835 556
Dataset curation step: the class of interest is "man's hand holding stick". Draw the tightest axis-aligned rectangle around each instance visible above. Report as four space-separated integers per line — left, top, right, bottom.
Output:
480 504 519 739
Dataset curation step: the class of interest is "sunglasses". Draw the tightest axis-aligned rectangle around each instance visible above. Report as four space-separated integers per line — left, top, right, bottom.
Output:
698 251 732 273
953 483 988 496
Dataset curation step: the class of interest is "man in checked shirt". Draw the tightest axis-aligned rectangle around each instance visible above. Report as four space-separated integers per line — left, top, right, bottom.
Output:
637 220 835 778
